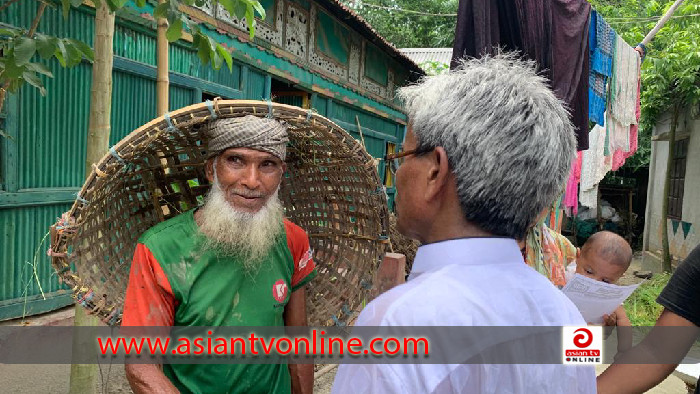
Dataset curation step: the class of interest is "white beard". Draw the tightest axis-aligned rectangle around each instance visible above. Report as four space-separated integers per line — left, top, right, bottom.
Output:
197 176 284 272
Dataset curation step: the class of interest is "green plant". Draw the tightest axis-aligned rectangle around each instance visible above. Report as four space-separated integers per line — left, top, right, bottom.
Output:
0 0 265 117
0 26 93 97
341 0 458 48
419 60 449 75
624 272 671 326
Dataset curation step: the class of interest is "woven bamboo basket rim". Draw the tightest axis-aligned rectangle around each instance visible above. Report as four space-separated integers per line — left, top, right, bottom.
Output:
50 99 390 326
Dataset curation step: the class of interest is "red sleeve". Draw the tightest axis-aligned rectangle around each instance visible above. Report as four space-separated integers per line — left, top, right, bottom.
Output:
284 220 318 292
121 243 177 326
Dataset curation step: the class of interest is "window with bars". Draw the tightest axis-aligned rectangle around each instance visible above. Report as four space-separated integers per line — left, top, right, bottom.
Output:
668 138 689 220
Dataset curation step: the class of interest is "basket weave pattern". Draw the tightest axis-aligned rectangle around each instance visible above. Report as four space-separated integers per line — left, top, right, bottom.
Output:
51 100 390 326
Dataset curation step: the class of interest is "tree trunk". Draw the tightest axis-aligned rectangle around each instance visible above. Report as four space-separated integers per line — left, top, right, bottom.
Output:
660 103 680 273
69 3 115 393
83 2 115 175
156 0 168 116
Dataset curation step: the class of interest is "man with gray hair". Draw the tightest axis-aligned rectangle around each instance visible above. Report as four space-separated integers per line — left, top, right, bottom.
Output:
332 54 595 393
122 115 316 393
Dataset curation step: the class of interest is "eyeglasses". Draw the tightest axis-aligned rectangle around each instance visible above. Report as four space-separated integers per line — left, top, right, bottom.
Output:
384 146 434 175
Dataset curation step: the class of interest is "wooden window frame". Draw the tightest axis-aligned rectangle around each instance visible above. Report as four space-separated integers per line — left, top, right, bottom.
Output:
668 137 689 220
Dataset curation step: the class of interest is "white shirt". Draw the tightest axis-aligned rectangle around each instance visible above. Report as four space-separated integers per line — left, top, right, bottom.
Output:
332 238 596 394
566 261 578 283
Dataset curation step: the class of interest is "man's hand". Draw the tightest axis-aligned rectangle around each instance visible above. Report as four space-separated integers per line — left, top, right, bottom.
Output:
125 364 179 394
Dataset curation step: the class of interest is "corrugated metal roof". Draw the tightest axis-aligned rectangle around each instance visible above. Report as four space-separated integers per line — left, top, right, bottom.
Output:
399 48 453 65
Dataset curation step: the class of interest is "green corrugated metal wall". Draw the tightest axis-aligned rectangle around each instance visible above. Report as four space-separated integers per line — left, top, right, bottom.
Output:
0 0 407 320
0 204 73 318
247 71 267 100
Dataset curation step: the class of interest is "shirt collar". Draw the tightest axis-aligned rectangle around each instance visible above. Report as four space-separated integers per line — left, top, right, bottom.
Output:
408 237 524 280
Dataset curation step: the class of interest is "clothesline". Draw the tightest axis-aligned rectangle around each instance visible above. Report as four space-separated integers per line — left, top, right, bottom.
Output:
562 7 642 217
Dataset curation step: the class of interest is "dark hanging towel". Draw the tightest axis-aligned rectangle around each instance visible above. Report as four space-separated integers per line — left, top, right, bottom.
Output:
451 0 591 151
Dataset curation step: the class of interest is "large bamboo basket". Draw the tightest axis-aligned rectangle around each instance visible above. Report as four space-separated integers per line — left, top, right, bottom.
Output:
50 100 390 326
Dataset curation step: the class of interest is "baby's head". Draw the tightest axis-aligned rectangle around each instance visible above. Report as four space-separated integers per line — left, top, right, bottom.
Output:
576 231 633 284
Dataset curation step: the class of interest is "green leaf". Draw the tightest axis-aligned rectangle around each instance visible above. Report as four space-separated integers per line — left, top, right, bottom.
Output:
212 47 222 70
135 0 146 7
64 41 82 67
206 35 216 53
233 0 247 19
245 5 255 39
154 2 169 18
0 28 20 38
25 62 53 77
35 34 58 59
252 0 265 20
216 44 233 71
196 34 210 65
7 79 23 93
14 37 36 66
62 0 70 18
2 56 25 79
22 71 47 96
55 40 68 67
166 18 183 42
105 0 122 11
67 39 94 62
218 0 235 16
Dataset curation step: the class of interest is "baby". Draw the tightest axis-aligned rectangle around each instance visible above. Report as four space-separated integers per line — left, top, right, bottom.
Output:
566 231 633 352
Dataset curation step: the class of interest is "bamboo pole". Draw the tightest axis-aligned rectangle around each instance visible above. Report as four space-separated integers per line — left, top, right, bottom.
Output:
156 0 169 116
660 103 680 273
70 3 115 393
641 0 686 46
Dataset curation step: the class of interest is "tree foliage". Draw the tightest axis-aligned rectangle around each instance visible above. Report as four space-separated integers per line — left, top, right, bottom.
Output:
0 26 94 97
590 0 700 169
341 0 458 48
0 0 264 107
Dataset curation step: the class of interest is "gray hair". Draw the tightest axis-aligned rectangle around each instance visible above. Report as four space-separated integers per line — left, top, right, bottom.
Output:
397 53 576 240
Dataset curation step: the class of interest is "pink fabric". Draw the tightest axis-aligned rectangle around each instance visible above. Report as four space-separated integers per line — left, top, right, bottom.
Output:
564 151 583 215
624 75 641 160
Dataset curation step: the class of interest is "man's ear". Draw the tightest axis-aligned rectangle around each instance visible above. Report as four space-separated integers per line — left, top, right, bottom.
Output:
425 147 450 201
205 158 215 183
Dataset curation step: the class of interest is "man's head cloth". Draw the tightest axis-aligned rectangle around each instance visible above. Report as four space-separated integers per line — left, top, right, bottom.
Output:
207 115 289 160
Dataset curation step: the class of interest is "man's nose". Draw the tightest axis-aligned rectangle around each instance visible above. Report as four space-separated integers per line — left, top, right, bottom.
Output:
239 165 262 189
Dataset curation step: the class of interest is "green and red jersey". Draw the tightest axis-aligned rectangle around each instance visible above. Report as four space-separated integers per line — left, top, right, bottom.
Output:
121 209 317 393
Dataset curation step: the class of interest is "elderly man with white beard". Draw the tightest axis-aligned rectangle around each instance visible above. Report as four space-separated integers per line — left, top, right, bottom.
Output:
122 115 317 394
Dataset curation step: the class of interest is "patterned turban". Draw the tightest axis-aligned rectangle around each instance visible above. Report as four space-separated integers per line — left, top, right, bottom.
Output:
207 115 289 160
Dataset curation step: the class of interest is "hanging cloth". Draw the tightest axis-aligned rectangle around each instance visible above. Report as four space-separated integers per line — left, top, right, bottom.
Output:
451 0 591 151
588 10 615 125
550 0 591 151
563 151 583 215
580 121 612 209
609 35 640 126
611 69 641 170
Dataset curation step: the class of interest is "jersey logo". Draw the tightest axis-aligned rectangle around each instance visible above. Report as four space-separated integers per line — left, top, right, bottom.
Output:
273 279 288 303
298 248 312 270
